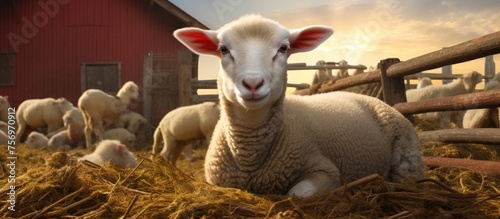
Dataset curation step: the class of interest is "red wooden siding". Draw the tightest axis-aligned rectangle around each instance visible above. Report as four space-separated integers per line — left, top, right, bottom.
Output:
0 0 188 112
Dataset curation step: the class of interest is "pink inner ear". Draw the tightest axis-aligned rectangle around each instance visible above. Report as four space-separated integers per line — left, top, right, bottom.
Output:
116 144 126 151
3 96 7 100
178 31 218 53
291 29 329 49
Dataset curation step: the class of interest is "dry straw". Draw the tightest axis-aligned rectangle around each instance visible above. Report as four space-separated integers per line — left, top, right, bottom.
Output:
0 145 499 218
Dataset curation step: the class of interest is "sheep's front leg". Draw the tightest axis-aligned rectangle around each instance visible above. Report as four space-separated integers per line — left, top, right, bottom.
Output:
287 171 340 197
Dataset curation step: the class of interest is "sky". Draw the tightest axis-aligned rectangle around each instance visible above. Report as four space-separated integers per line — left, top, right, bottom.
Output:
170 0 500 91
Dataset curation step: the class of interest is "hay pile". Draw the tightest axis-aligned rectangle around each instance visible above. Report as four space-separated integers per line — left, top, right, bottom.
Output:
1 144 499 218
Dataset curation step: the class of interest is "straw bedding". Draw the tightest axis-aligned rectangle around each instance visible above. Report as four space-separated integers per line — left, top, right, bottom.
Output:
1 140 499 218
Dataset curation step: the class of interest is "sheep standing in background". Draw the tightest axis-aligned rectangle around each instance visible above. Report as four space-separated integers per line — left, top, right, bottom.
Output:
174 14 424 197
103 128 136 149
152 102 220 166
78 139 137 168
406 71 483 128
311 60 328 85
78 81 139 150
463 72 500 128
416 77 432 89
16 97 74 144
0 95 11 123
337 60 349 78
25 131 49 148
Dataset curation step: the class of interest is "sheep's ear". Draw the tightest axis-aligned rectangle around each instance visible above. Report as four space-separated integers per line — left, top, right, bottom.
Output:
289 26 333 54
116 144 126 152
174 28 220 57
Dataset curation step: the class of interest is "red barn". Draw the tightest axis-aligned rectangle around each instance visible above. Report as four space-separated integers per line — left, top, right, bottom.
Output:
0 0 206 125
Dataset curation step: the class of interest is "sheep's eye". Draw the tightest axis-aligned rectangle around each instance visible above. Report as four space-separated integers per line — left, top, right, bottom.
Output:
278 45 289 53
219 46 229 55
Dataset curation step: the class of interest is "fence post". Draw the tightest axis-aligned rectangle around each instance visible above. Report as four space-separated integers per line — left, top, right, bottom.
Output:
485 55 496 83
442 64 452 84
178 49 193 106
379 58 414 122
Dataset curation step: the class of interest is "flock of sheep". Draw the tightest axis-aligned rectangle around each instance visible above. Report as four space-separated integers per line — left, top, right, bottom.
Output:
1 14 497 198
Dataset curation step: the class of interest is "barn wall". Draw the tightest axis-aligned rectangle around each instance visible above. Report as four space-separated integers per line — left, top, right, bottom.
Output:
0 0 188 114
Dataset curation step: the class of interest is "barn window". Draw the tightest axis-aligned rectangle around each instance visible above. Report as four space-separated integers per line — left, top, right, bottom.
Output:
81 62 121 94
0 51 15 86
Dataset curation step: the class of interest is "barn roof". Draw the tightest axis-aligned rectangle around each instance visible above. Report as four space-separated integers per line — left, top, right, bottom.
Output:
152 0 208 29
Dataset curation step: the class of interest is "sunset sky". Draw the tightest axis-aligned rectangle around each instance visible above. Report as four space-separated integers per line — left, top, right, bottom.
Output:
170 0 500 89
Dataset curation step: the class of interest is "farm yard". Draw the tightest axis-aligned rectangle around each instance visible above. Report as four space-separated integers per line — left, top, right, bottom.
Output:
1 0 500 218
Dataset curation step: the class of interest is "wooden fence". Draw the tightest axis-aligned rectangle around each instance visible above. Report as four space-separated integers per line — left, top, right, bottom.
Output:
312 30 500 144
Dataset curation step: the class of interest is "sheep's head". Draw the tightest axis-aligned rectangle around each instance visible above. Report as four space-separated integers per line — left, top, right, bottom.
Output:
462 71 483 92
174 14 333 110
56 98 74 114
118 81 140 101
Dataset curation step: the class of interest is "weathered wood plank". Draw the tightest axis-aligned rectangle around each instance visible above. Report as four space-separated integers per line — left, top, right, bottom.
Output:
418 128 500 144
394 89 500 115
423 156 500 176
317 70 381 93
387 30 500 78
191 95 219 104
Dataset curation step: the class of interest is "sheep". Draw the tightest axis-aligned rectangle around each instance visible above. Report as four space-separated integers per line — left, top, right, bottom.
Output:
0 121 7 134
0 121 8 145
78 139 137 168
406 71 483 128
0 95 11 123
416 77 432 89
0 130 7 145
78 81 139 149
174 14 424 197
103 128 136 149
336 60 349 78
151 102 220 166
16 97 74 144
47 130 73 151
119 111 149 148
463 72 500 128
311 60 328 85
25 131 49 148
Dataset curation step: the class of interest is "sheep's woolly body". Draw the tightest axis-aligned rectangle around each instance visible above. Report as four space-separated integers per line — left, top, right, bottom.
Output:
206 92 424 195
16 98 74 143
463 72 500 128
25 131 49 148
152 102 220 165
0 96 11 123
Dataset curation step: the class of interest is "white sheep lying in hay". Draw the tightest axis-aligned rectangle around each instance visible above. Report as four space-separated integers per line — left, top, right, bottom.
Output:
16 97 74 144
78 139 137 168
406 71 483 128
25 131 49 148
152 102 220 166
174 14 424 197
0 95 11 123
78 81 139 149
463 72 500 128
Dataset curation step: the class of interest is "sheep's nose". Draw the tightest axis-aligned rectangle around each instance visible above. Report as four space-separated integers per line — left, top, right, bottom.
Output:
243 78 264 93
